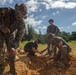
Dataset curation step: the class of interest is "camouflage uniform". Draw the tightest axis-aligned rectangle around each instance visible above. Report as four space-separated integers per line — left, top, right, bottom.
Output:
24 41 38 56
0 4 27 75
47 24 60 55
48 35 71 61
47 24 60 35
24 39 42 56
54 37 71 60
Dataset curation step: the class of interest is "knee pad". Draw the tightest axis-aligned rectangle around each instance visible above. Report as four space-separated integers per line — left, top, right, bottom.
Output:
61 45 68 59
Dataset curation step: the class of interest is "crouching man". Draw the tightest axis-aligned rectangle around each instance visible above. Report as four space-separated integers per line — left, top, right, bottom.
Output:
24 39 42 57
47 33 71 61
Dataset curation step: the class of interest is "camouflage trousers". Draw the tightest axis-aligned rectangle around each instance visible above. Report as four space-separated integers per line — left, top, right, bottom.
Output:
60 45 69 60
56 45 69 61
47 38 53 56
0 31 15 74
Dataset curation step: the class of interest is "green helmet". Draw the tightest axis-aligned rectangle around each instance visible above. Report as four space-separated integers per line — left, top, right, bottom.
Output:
15 3 27 19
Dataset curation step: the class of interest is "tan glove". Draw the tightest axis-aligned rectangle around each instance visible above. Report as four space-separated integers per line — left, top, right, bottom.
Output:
39 51 43 54
0 26 10 33
7 48 16 57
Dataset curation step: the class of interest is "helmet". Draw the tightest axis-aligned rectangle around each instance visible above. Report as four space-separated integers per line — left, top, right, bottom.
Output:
15 3 27 19
48 19 54 22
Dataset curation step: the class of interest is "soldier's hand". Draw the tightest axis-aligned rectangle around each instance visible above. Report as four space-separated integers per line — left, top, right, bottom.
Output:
52 34 56 37
11 48 16 56
0 26 10 33
39 51 43 54
8 48 16 57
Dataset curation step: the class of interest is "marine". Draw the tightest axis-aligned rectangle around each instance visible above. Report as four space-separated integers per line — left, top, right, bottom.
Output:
0 3 27 75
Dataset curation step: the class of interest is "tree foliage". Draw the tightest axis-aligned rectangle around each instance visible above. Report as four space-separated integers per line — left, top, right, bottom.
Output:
59 31 71 42
71 32 76 40
22 24 38 41
22 24 76 42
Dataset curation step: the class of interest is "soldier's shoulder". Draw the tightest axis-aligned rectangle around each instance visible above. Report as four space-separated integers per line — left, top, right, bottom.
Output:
53 24 57 27
47 25 51 28
0 7 15 14
24 42 33 47
0 7 14 10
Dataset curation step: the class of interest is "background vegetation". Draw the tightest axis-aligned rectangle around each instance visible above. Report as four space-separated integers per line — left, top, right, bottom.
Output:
19 24 76 50
22 24 76 43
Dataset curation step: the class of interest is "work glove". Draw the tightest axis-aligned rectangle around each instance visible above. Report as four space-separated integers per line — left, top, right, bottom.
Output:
7 48 16 57
39 51 43 54
0 26 10 33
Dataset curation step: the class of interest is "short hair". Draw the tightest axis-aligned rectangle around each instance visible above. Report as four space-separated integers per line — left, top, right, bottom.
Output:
35 38 42 43
48 19 54 22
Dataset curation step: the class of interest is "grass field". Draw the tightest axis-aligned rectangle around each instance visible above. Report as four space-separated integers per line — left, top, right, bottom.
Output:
68 41 76 51
20 40 76 51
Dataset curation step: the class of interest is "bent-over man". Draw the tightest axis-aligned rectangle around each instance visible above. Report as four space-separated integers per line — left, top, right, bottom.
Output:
47 33 71 61
0 3 27 75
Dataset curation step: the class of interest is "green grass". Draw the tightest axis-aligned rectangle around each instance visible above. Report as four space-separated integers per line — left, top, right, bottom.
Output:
68 40 76 51
38 44 47 51
20 41 28 49
20 41 47 50
20 40 76 51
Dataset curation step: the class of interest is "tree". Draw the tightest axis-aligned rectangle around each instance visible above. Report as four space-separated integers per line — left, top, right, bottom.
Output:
27 24 38 41
27 25 33 40
59 31 71 42
22 25 28 41
71 32 76 40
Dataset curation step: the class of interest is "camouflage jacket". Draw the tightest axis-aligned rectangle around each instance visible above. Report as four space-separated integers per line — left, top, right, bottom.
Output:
47 24 60 36
53 37 71 50
24 41 38 50
0 7 25 49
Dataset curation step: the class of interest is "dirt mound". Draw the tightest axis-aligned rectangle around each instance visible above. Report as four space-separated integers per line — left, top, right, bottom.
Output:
14 55 76 75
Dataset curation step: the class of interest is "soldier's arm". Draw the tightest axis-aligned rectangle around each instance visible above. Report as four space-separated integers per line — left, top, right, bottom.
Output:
32 47 42 54
58 41 63 51
55 26 60 36
12 22 25 49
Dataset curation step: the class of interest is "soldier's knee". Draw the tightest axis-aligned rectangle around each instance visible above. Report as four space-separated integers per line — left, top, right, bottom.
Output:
62 45 67 49
60 45 68 60
62 45 67 52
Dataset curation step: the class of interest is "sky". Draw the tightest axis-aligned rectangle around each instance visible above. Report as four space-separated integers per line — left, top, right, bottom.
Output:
0 0 76 34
